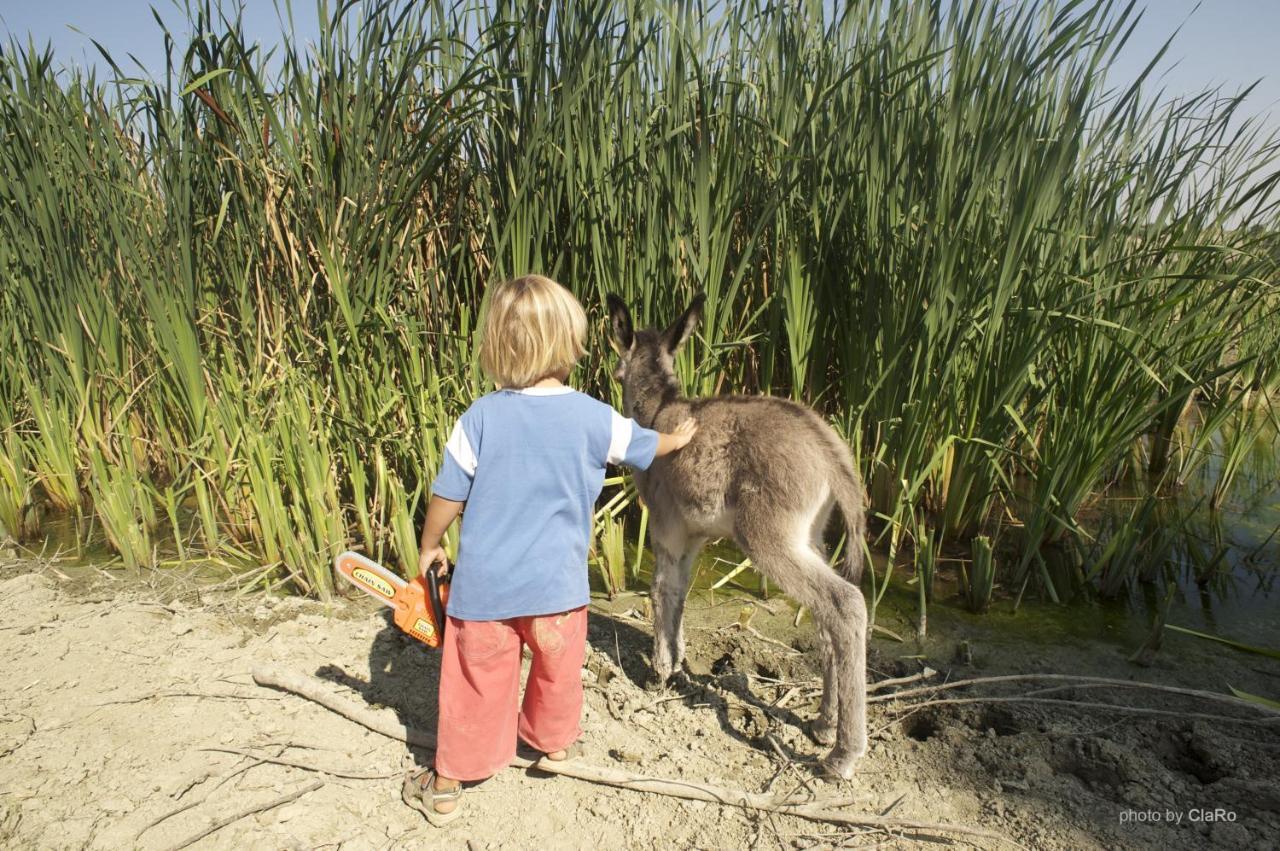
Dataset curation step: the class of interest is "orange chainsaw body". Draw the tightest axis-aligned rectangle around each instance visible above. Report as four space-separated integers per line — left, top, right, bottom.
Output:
334 551 450 649
391 575 450 648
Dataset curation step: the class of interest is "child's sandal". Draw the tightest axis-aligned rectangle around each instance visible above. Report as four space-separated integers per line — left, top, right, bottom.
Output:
402 767 463 826
541 741 584 764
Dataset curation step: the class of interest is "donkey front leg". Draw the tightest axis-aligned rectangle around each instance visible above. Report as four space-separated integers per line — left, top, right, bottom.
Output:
649 526 702 687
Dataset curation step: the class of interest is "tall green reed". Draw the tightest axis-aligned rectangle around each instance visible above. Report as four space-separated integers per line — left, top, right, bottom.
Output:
0 0 1276 613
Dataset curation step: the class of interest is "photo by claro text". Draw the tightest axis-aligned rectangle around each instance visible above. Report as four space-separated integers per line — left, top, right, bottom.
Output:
1119 808 1238 826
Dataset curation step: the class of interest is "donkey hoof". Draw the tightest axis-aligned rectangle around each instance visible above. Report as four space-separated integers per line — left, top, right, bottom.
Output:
819 749 859 781
646 670 673 691
809 720 837 746
646 667 690 692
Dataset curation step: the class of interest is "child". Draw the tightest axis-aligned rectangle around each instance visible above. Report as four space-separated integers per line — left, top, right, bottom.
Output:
404 274 697 825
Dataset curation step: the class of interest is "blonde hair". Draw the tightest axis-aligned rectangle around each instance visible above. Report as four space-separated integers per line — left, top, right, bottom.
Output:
478 275 587 388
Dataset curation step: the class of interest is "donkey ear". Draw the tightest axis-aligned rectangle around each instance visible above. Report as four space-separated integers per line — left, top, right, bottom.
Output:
606 293 634 353
662 293 705 353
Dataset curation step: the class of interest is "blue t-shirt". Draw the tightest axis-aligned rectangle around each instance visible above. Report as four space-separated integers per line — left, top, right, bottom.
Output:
430 386 659 620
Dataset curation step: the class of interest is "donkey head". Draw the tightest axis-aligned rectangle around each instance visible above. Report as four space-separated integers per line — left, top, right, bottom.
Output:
605 293 705 427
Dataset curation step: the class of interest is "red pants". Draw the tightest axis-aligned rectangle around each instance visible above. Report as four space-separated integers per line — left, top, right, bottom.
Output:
434 607 587 781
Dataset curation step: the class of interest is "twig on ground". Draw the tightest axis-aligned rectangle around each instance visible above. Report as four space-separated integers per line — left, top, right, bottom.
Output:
197 747 400 780
748 804 785 851
748 673 819 687
139 793 215 837
631 691 696 717
0 712 35 758
788 830 883 851
774 686 802 709
95 691 282 707
251 666 434 749
603 698 624 721
879 793 906 817
866 668 937 694
761 733 793 795
751 599 784 616
871 625 906 642
870 703 924 741
893 695 1280 726
251 664 1012 847
379 826 429 850
718 622 801 655
871 673 1280 718
172 770 216 802
140 754 268 837
161 779 323 851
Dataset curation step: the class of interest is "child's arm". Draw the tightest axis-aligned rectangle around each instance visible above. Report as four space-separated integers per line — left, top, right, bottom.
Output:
654 417 698 457
419 495 464 577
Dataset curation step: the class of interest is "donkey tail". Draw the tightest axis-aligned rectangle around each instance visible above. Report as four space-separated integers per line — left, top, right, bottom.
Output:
830 456 867 586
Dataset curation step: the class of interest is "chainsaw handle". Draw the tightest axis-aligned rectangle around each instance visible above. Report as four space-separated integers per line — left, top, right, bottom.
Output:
425 564 451 636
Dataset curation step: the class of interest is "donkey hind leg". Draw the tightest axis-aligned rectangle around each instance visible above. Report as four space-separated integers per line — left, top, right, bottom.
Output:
649 528 703 686
809 500 839 746
744 519 867 779
798 561 867 778
811 623 838 746
824 573 868 778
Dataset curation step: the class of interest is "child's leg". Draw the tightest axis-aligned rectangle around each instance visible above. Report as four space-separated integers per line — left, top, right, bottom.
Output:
435 615 523 782
514 607 588 755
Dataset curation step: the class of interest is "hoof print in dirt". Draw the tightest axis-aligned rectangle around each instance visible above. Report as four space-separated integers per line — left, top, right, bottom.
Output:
709 652 752 695
725 702 770 743
971 706 1021 738
1157 727 1230 785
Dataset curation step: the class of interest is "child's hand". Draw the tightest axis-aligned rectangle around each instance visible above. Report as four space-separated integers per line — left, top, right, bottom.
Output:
420 546 449 578
671 416 698 449
655 417 698 457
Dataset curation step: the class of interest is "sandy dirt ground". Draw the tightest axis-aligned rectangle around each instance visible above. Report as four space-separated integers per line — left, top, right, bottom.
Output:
1 556 1278 851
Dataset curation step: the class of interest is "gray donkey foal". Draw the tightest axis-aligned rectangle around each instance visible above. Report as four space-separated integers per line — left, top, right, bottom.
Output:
607 294 869 779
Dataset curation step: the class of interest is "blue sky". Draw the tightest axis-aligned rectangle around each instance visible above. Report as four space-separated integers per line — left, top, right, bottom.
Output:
1106 0 1280 115
0 1 322 78
1 0 1277 131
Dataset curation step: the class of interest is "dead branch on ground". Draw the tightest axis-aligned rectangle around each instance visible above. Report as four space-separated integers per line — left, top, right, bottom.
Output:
251 664 1013 847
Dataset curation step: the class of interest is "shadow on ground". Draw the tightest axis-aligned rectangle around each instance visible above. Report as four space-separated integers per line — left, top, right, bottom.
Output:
311 606 831 773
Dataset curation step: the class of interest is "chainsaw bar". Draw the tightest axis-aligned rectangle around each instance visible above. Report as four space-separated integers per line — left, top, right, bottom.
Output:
334 550 407 606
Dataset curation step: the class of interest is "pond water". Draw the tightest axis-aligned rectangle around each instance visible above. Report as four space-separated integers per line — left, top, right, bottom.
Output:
1113 415 1280 651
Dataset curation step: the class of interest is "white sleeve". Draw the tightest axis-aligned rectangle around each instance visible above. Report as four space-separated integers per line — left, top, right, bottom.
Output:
606 409 634 465
444 420 478 476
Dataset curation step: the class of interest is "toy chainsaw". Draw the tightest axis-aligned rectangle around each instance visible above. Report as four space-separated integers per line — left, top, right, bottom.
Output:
334 551 451 648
